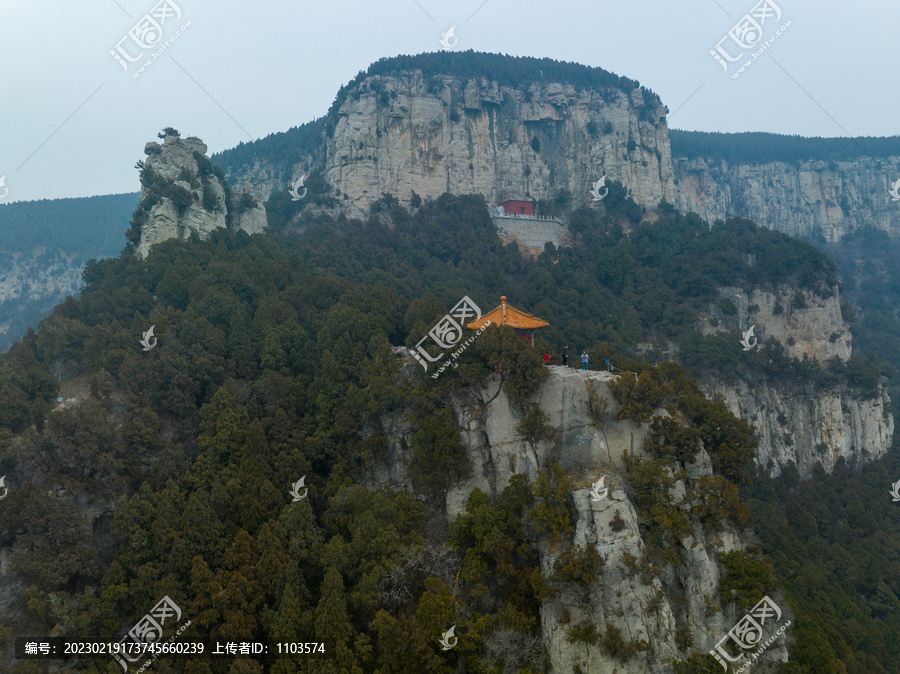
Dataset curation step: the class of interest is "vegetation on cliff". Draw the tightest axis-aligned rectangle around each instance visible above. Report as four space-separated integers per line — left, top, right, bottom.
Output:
0 183 891 671
329 51 663 124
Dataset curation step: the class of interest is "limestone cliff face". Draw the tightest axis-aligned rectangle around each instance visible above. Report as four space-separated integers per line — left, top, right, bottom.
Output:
137 135 267 258
325 71 675 217
700 284 852 363
703 377 893 479
673 156 900 242
369 367 789 672
220 157 290 204
694 283 893 478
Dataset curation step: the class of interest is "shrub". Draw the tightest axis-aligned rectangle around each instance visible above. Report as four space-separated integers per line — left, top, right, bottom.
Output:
718 298 738 316
599 622 648 662
674 624 693 651
626 455 690 562
673 653 722 673
517 402 558 447
690 476 751 529
409 397 471 496
551 544 604 596
566 620 598 645
474 326 549 407
586 379 610 429
608 366 674 423
530 463 574 541
646 415 701 462
718 550 777 610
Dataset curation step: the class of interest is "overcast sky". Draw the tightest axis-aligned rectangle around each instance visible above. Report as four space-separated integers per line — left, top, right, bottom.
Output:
0 0 895 203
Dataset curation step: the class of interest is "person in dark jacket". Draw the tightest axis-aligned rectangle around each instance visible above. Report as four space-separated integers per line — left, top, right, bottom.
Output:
562 346 568 366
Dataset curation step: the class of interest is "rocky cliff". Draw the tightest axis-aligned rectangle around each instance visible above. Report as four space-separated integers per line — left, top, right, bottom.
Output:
214 64 676 217
324 71 675 217
673 155 900 242
369 366 789 672
700 284 852 364
136 135 267 258
691 283 894 478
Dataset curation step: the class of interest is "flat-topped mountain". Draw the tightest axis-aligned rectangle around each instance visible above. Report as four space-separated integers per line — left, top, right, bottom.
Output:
216 52 675 217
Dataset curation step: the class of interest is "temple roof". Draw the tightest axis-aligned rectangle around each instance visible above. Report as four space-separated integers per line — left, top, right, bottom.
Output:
467 296 549 330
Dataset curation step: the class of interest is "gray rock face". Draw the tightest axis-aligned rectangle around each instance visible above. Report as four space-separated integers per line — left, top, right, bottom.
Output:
325 71 675 218
368 367 797 672
136 135 267 258
700 284 852 363
491 215 566 248
703 377 893 478
673 156 900 242
0 250 87 349
232 200 268 235
688 282 893 477
220 158 291 204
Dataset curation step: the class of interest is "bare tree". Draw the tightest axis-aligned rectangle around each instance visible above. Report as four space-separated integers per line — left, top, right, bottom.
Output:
49 356 66 382
379 543 460 607
483 628 545 673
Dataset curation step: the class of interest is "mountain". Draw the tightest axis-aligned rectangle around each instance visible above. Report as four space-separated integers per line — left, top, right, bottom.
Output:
3 51 900 673
0 193 137 352
209 51 895 480
671 130 900 242
0 182 893 671
215 52 674 216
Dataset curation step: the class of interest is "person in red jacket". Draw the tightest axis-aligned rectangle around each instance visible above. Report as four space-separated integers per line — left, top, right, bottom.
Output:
543 352 551 365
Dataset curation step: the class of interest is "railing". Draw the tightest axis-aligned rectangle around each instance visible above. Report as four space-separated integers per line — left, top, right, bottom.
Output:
492 213 564 224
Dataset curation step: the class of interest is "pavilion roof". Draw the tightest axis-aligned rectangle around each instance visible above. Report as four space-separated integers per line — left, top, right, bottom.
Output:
467 296 549 330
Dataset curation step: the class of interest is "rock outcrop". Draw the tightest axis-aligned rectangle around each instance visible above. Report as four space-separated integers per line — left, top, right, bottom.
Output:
369 366 791 672
673 156 900 242
693 283 893 477
703 377 893 479
700 284 852 364
136 135 267 258
325 72 675 218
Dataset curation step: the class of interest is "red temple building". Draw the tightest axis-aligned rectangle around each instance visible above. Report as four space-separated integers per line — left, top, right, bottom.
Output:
499 200 534 216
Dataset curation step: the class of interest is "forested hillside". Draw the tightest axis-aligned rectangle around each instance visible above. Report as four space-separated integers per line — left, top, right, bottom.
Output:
210 118 327 186
0 193 136 255
670 130 900 164
0 182 895 672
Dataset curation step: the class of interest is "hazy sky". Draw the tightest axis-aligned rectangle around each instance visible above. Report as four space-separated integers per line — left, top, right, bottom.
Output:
0 0 895 203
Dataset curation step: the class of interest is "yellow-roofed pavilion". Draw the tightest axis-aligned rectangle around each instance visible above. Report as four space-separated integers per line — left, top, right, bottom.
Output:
467 296 549 346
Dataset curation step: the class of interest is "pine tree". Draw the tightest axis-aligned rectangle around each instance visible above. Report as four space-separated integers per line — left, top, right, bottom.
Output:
308 567 364 674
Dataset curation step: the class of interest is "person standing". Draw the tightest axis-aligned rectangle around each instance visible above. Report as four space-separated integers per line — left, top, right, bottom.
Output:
581 350 589 371
543 352 551 365
562 346 568 367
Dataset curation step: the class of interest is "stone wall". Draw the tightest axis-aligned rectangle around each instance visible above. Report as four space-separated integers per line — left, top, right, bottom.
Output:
491 215 565 248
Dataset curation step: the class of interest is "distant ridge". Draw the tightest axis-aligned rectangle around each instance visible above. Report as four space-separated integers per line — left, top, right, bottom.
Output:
0 192 137 256
670 129 900 164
